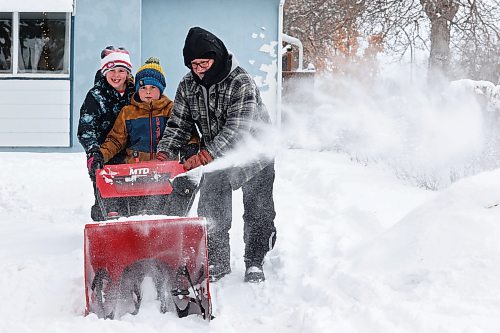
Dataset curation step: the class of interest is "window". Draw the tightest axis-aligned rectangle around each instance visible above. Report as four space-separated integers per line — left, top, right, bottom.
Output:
0 13 12 73
0 12 70 76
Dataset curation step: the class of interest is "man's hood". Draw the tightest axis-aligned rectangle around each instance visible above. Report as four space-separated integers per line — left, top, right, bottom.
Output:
183 27 232 87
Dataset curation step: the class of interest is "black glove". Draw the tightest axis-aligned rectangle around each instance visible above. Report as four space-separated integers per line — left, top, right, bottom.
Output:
170 174 199 197
179 144 200 164
87 150 104 181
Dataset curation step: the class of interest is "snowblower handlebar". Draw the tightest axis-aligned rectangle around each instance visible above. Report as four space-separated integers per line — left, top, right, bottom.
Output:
96 161 186 198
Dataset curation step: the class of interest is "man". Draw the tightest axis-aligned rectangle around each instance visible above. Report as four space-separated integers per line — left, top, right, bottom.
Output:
157 27 276 283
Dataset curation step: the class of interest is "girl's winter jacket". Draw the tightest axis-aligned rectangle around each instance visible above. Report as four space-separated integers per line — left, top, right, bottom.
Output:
99 94 197 164
77 71 135 162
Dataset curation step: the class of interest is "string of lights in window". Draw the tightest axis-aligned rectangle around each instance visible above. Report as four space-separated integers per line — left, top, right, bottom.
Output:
41 12 54 71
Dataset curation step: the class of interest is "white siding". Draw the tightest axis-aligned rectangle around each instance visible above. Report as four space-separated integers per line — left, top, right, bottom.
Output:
0 80 70 147
0 0 74 12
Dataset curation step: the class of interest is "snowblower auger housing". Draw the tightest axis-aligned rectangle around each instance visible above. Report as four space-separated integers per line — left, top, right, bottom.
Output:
84 161 211 320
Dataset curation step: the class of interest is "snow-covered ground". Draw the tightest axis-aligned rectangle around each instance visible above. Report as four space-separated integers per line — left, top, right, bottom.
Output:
2 147 500 332
2 75 500 332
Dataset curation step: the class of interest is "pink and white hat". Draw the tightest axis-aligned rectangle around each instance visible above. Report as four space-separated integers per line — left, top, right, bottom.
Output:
100 46 132 75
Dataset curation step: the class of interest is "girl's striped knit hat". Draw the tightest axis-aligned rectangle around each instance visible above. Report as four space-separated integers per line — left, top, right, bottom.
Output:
135 57 166 93
100 46 132 75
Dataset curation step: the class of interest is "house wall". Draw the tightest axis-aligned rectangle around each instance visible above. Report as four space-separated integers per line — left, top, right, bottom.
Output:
1 0 281 152
141 0 280 122
0 80 70 146
0 2 73 150
71 0 142 152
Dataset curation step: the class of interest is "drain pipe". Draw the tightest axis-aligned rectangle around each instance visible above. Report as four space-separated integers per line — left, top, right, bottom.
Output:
281 32 303 71
277 0 286 128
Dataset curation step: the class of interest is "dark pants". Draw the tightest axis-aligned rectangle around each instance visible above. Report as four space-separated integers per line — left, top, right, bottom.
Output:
90 154 126 221
198 162 277 268
91 181 104 221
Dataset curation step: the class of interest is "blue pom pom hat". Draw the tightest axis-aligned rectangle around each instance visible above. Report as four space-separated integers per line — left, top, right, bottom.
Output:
135 57 166 93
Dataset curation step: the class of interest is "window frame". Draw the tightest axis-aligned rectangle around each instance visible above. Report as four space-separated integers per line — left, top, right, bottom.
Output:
1 11 71 78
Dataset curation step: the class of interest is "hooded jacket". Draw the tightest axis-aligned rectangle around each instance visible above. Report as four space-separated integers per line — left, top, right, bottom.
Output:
157 27 272 189
77 70 135 162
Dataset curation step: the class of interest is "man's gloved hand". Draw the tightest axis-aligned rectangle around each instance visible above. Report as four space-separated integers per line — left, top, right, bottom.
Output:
183 149 213 171
157 151 177 161
87 150 104 181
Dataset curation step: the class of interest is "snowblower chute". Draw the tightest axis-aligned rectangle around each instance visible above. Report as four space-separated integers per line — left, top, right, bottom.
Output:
84 161 211 320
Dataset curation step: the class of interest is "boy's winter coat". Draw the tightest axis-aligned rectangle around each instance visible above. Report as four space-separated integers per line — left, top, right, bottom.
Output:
77 71 135 162
100 94 196 164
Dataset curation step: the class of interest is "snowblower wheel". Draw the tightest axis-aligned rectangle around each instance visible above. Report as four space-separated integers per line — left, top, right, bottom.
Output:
90 269 113 319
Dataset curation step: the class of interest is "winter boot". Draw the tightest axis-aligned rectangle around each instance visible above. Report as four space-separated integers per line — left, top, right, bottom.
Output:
244 263 265 283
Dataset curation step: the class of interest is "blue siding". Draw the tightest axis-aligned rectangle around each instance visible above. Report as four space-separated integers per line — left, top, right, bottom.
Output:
3 0 280 152
141 0 280 99
71 0 142 152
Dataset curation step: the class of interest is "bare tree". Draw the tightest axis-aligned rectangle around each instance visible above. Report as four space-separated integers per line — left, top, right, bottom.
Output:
283 0 366 72
451 0 500 83
361 1 423 55
285 0 499 82
361 0 499 81
420 0 459 80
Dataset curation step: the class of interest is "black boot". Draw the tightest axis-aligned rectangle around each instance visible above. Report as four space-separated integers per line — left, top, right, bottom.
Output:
244 262 265 283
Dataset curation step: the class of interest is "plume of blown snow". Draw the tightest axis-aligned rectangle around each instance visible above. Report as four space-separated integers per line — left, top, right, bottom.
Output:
281 69 500 190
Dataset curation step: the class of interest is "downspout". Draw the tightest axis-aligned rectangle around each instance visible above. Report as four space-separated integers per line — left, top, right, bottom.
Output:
70 0 77 147
281 33 303 71
277 0 285 128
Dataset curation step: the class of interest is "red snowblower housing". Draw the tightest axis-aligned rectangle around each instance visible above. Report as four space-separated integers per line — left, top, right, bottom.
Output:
84 161 211 320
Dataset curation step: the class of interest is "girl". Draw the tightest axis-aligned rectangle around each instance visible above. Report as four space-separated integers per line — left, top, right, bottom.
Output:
77 46 135 221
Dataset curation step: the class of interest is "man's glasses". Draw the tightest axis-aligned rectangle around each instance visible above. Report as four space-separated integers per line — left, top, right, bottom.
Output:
190 60 211 69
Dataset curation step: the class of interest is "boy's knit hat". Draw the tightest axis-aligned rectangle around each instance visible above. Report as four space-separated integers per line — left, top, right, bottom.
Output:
135 57 166 93
100 46 132 75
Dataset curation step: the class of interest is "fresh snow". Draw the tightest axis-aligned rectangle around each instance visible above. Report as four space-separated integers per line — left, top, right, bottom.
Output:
2 76 500 332
2 147 500 332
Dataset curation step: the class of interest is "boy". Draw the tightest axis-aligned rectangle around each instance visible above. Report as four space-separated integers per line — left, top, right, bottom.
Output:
89 57 198 216
94 57 175 164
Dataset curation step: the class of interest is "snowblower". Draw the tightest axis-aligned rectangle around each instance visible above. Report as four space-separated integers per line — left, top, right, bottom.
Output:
84 161 211 320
